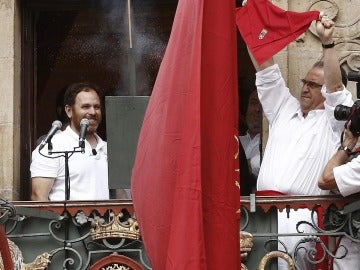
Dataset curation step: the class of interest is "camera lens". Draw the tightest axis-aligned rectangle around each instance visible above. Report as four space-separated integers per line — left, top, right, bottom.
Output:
334 104 352 120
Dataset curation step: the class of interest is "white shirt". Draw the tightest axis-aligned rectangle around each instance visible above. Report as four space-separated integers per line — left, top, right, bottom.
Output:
31 126 109 201
334 155 360 196
256 64 353 195
240 132 260 177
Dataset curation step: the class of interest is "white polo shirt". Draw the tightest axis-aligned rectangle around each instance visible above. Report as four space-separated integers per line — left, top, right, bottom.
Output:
31 126 109 201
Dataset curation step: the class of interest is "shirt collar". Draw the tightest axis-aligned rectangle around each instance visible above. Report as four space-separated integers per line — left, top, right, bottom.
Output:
64 125 105 150
293 108 323 120
246 131 260 141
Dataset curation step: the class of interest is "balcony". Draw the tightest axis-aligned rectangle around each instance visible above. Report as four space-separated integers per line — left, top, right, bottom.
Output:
1 195 360 269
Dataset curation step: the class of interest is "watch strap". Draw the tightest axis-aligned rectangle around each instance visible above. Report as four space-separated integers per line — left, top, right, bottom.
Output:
322 42 335 49
338 145 352 155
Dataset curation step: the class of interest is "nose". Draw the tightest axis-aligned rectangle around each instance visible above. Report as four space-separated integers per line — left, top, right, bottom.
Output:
302 84 310 93
88 106 96 115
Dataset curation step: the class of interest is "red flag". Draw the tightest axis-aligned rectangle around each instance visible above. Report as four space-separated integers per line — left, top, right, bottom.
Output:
236 0 319 65
131 0 240 269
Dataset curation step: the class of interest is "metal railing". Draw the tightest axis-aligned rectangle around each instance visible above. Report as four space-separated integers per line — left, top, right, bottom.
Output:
1 195 359 269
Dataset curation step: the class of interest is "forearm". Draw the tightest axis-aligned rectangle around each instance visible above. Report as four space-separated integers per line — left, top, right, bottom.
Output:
317 14 343 93
319 129 358 190
31 193 49 201
319 150 349 190
256 64 292 123
323 45 343 93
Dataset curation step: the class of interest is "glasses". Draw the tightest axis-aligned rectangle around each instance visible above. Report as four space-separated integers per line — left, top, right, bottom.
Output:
300 79 323 89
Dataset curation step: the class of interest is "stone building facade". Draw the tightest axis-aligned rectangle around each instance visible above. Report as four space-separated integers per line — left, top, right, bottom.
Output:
0 0 359 200
0 0 21 200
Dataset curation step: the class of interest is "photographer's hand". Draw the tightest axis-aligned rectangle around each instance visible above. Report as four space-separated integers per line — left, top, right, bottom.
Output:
343 121 359 150
319 121 359 191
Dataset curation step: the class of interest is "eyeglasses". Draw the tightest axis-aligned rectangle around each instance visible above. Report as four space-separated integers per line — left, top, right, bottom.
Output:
300 79 323 89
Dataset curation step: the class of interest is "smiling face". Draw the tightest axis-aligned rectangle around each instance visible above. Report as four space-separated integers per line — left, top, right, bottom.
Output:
65 89 102 135
300 67 325 117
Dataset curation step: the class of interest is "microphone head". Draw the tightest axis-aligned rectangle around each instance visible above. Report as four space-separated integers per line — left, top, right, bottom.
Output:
52 120 62 129
80 118 90 126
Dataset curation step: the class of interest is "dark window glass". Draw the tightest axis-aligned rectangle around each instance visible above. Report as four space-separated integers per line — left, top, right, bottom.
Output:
21 0 177 199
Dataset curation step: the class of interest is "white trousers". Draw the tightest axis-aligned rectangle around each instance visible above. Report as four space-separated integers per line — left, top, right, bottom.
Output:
278 209 318 270
333 237 360 270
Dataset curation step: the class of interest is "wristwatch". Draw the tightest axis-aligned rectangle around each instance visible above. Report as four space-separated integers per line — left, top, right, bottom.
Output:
338 145 352 155
322 42 335 49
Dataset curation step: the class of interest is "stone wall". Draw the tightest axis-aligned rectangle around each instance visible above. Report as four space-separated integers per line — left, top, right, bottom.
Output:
0 0 20 200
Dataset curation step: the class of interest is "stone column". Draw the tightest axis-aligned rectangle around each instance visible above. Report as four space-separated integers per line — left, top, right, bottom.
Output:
0 0 21 200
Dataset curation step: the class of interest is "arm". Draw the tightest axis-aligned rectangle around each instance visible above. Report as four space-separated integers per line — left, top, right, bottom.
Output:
318 150 350 190
319 123 359 190
31 177 54 201
316 13 343 93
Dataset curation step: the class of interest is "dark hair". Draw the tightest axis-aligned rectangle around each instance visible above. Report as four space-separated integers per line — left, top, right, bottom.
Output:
63 82 102 107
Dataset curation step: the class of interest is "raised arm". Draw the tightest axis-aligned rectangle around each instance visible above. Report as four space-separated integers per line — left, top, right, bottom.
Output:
316 13 343 93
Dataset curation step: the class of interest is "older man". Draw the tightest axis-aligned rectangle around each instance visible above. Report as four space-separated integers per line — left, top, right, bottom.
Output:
248 14 353 269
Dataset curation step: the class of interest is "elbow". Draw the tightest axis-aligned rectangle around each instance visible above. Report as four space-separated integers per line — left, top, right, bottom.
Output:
318 175 338 191
326 82 344 93
31 190 49 201
30 192 41 201
318 178 328 190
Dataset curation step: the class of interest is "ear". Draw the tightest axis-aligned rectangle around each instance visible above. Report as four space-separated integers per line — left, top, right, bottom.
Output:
65 105 72 119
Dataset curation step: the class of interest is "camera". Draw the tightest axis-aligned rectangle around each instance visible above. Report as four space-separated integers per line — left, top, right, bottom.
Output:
334 100 360 135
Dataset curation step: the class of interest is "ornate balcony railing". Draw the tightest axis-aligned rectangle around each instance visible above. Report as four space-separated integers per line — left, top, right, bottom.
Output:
0 199 150 270
240 194 360 270
1 195 360 269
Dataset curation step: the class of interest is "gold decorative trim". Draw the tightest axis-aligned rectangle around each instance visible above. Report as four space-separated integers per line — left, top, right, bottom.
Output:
24 253 51 270
258 251 295 270
91 212 140 241
0 239 51 270
101 265 130 270
240 231 253 259
240 231 253 270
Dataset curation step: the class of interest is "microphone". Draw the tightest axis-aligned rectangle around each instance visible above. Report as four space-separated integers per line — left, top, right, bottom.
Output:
39 120 62 151
79 118 89 151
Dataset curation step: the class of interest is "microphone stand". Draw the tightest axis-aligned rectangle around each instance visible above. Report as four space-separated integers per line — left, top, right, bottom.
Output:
48 148 84 201
46 146 83 269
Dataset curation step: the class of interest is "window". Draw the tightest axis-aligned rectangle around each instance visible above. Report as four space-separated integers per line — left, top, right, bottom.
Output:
20 0 178 199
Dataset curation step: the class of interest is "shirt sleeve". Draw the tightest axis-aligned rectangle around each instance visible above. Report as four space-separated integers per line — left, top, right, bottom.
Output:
322 86 353 133
334 156 360 197
256 64 297 124
30 146 60 179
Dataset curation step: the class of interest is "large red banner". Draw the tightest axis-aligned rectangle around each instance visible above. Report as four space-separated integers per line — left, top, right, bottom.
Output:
131 0 240 269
